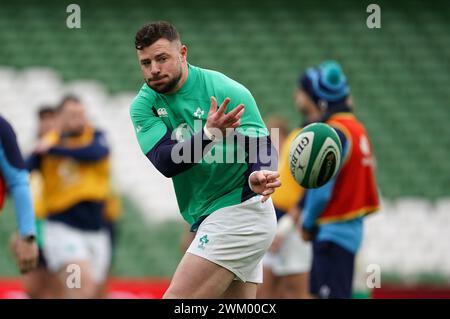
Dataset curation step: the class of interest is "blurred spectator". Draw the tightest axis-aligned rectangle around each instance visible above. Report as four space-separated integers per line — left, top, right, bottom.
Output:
257 114 312 299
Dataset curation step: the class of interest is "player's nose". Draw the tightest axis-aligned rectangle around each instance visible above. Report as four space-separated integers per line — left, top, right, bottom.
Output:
150 64 161 76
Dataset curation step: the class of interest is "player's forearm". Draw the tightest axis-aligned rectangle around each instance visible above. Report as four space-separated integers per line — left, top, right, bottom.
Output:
10 172 36 237
243 134 278 175
302 179 335 230
146 129 214 178
48 133 109 161
49 145 109 161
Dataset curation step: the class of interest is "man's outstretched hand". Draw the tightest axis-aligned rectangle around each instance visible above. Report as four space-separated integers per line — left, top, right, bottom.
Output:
204 97 245 140
249 170 281 203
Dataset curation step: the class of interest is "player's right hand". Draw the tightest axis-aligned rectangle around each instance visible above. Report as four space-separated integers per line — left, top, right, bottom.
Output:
205 97 245 140
249 170 281 203
15 235 39 274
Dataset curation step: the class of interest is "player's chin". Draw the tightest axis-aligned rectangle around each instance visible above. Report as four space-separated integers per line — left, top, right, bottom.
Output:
148 82 164 90
149 82 171 94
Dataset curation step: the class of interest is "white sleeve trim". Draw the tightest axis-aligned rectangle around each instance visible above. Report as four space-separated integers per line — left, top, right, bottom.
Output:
248 171 259 192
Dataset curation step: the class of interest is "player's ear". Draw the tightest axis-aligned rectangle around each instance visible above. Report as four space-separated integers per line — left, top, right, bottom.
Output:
179 44 187 62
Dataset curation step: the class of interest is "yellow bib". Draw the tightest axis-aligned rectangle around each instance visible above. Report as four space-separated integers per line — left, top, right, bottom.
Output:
104 191 122 223
40 127 111 214
30 172 46 219
271 128 305 212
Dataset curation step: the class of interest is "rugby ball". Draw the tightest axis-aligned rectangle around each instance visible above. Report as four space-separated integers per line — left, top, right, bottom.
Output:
288 123 342 188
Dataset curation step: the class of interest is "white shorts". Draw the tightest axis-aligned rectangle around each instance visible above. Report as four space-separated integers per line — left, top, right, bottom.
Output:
263 226 312 276
187 195 277 284
42 220 111 284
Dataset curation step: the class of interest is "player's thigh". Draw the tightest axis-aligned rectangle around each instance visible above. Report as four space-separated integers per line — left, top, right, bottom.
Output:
164 252 236 299
85 229 111 285
58 259 97 298
33 267 65 299
22 267 49 298
278 272 311 299
47 270 66 299
257 266 277 299
221 280 258 299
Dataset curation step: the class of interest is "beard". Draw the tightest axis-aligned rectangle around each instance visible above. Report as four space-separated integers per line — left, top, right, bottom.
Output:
146 66 183 94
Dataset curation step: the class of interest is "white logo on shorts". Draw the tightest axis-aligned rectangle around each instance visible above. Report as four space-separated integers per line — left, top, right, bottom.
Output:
197 234 209 250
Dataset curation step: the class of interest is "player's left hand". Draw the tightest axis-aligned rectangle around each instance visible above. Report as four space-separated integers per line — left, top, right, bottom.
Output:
249 170 281 203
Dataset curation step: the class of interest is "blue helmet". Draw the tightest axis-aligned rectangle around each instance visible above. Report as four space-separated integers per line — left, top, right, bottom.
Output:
299 60 350 110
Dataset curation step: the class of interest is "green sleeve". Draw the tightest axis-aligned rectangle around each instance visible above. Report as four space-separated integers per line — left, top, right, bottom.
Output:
218 78 268 137
130 89 168 154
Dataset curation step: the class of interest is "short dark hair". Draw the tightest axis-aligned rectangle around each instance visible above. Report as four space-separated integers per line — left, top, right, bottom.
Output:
135 21 180 50
57 95 81 111
38 106 55 119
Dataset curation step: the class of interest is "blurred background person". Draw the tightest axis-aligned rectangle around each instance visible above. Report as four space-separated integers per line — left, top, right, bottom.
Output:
27 95 112 298
298 61 379 299
0 115 38 274
257 115 312 299
10 106 64 298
